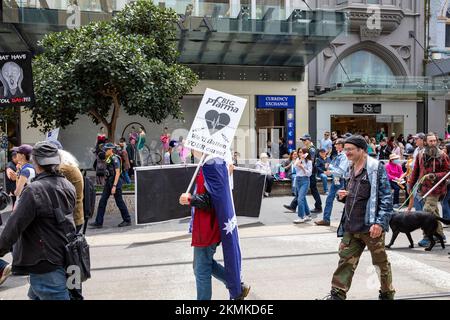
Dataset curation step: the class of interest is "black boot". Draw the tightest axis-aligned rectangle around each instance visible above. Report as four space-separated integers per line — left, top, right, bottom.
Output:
378 290 395 300
319 289 345 300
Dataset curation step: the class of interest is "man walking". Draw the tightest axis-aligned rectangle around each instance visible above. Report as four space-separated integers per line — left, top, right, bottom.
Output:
0 141 76 300
179 153 249 300
407 132 449 247
322 135 395 300
315 138 348 226
90 143 132 228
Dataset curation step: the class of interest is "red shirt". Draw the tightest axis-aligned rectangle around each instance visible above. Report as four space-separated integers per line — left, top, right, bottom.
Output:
408 151 449 199
191 169 221 247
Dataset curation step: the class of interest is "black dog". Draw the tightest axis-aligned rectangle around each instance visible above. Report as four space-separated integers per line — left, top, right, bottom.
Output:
386 211 450 251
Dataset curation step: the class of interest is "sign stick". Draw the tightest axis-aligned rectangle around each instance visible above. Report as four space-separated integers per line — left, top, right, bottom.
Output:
185 153 207 194
422 170 450 200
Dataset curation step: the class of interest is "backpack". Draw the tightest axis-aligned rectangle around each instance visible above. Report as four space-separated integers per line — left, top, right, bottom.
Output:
83 175 96 220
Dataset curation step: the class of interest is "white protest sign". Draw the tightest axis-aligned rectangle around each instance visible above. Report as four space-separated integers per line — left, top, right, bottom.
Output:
185 88 247 159
46 128 60 141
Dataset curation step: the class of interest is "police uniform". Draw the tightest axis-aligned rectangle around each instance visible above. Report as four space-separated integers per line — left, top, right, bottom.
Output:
92 151 131 227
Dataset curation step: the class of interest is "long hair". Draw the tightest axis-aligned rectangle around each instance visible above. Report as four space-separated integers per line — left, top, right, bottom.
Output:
59 150 79 167
300 147 312 161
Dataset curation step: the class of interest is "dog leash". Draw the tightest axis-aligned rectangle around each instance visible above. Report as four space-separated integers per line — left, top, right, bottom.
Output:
397 174 429 211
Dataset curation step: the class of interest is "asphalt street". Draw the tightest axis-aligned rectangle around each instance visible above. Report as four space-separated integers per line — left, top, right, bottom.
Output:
1 194 449 300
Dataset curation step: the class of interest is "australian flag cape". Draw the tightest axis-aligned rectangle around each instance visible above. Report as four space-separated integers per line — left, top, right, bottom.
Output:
202 157 243 299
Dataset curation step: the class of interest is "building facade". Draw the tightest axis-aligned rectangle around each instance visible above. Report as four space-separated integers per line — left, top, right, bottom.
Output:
427 0 450 138
306 0 425 144
1 0 346 166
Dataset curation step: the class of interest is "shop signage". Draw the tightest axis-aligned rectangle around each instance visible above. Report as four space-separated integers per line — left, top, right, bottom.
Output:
353 103 381 114
186 88 247 159
286 109 295 153
256 95 296 109
0 52 35 108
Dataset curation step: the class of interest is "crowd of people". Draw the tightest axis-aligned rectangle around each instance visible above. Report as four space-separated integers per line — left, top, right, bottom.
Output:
0 126 448 301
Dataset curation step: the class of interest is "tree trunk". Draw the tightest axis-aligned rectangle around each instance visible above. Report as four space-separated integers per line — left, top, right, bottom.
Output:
89 92 121 142
109 94 121 142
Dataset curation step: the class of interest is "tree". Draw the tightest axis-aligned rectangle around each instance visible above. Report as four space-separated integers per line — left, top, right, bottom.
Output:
31 0 198 140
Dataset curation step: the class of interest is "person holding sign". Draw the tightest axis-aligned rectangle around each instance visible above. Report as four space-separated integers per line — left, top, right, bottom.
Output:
180 88 249 300
179 151 250 300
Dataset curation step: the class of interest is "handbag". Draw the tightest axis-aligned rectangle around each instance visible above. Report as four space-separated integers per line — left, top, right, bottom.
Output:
65 232 91 282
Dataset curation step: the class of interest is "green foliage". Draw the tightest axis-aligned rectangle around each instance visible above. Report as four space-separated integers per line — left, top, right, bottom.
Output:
31 0 198 138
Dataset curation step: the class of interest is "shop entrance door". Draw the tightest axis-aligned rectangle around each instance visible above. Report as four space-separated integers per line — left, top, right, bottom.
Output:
256 108 286 158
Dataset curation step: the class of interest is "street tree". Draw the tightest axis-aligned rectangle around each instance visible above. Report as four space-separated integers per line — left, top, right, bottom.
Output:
31 0 198 140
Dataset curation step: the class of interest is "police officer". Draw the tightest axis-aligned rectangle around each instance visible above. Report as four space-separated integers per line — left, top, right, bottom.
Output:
90 143 131 228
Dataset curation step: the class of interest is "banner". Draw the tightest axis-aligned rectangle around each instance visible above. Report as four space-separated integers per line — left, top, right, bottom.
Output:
185 88 247 159
0 52 35 108
135 165 265 225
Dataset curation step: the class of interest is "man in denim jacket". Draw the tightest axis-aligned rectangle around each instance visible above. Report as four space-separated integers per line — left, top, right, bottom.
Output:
321 135 395 300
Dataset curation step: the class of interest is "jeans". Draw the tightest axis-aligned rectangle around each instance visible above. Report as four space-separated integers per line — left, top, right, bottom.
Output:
27 267 70 300
121 171 131 184
296 176 310 219
265 175 274 194
193 243 227 300
389 181 400 205
318 173 328 193
309 171 322 209
95 178 131 225
442 185 450 220
414 192 424 211
323 179 344 222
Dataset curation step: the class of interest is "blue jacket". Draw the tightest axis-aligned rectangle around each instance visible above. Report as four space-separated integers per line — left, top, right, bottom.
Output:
337 156 393 237
328 151 348 179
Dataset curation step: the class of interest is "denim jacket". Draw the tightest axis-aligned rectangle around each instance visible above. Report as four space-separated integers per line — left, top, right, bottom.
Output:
337 156 393 237
328 151 348 179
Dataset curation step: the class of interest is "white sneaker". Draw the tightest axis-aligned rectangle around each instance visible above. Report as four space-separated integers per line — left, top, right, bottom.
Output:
304 216 312 222
293 218 306 224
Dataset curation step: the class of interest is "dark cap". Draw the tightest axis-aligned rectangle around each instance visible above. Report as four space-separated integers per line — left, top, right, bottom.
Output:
169 140 178 148
413 132 425 140
318 148 327 153
32 141 60 166
300 134 312 141
344 135 368 152
341 132 352 139
11 146 19 152
103 142 116 150
404 146 414 156
17 144 33 155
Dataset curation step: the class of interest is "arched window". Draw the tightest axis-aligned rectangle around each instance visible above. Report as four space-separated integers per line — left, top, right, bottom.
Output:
329 50 395 85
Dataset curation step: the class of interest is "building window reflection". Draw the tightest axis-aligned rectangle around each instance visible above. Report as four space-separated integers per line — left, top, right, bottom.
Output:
329 50 395 86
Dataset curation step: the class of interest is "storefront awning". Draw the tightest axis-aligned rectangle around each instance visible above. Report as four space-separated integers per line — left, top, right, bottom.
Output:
0 5 346 71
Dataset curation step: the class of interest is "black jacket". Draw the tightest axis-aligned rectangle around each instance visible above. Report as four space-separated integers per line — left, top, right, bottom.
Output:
0 172 76 273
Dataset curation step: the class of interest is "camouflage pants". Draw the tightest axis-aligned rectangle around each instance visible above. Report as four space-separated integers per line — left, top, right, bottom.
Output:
422 196 444 237
331 232 395 299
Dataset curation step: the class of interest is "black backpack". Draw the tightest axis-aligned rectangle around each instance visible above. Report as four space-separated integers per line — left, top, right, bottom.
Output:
83 175 96 220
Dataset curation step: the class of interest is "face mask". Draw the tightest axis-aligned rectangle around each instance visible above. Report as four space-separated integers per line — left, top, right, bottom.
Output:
393 160 401 165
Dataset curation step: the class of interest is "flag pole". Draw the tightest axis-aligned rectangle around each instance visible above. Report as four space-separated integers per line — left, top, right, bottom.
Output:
422 171 450 200
185 153 207 194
